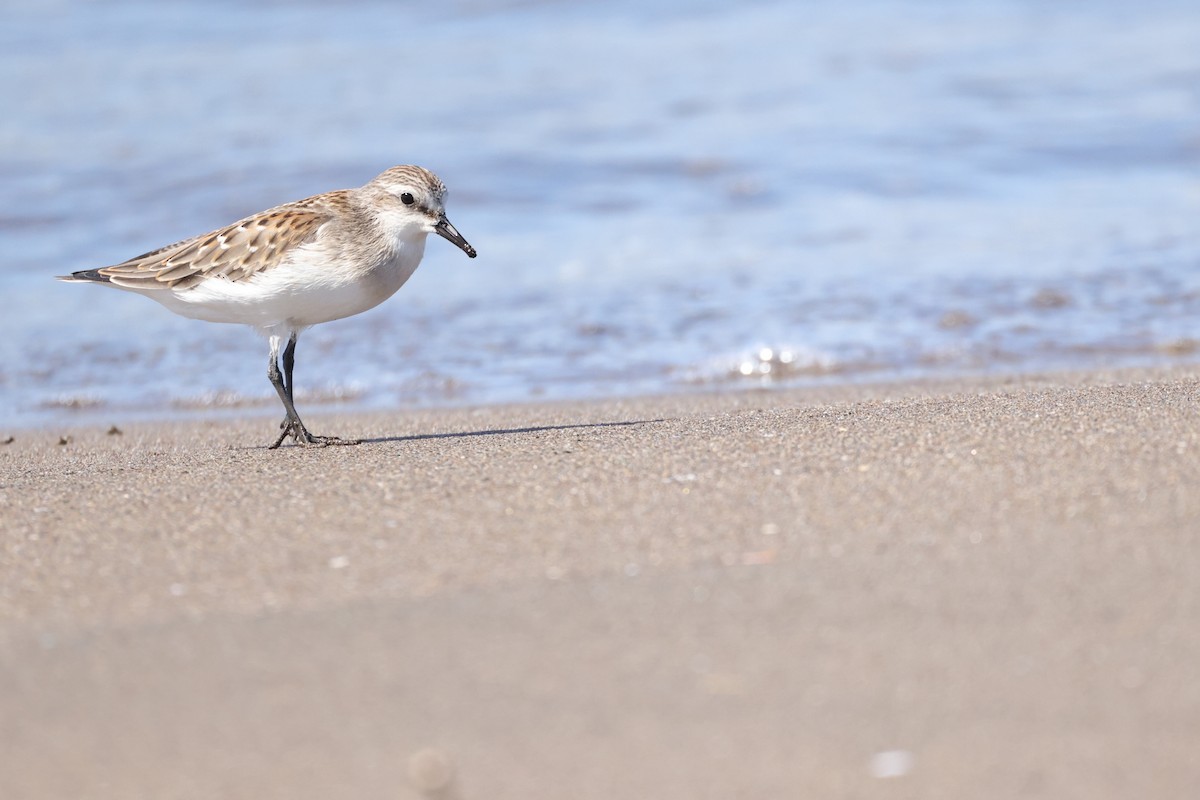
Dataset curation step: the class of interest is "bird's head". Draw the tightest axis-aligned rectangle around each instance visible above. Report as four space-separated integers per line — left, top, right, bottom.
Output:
365 165 477 258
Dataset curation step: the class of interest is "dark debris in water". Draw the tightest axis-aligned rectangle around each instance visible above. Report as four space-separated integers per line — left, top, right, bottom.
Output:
38 395 106 411
172 385 366 411
1159 338 1200 357
1030 288 1072 309
938 310 978 330
171 391 273 411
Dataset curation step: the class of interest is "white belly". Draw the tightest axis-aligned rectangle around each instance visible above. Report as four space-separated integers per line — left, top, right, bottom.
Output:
143 237 427 332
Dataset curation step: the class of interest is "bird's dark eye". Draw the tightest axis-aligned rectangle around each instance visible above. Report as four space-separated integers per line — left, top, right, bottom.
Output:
400 192 415 206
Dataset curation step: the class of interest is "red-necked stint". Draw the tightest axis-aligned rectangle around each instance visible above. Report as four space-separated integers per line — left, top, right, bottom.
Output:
58 165 477 448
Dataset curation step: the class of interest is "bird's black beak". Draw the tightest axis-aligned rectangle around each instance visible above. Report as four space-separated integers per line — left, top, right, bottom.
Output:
435 215 477 258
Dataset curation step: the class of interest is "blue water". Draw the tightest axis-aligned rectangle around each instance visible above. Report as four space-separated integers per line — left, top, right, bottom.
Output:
3 0 1200 426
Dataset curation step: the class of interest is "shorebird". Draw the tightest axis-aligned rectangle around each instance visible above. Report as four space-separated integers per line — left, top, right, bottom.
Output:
58 165 477 448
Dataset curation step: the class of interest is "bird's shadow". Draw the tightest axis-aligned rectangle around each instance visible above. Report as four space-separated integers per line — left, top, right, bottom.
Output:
357 417 666 445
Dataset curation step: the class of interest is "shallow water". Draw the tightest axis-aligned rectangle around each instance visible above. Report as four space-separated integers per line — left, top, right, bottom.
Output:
2 0 1200 426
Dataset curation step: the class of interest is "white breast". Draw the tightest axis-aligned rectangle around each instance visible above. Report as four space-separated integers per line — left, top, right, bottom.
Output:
145 234 430 332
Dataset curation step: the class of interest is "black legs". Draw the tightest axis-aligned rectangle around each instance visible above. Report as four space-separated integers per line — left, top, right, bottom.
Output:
266 332 360 449
282 332 297 405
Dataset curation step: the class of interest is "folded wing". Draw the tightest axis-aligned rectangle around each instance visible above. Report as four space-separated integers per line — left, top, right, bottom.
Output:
69 202 335 290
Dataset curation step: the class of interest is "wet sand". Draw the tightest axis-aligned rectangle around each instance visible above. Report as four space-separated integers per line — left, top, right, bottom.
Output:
2 368 1199 799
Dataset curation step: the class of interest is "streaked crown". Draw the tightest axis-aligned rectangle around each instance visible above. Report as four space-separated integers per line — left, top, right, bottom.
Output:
369 165 447 201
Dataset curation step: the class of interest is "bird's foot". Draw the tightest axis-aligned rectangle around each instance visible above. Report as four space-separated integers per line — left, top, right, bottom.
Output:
269 418 361 449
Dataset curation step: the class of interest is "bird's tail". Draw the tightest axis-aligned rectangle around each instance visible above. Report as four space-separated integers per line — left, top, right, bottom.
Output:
56 269 111 283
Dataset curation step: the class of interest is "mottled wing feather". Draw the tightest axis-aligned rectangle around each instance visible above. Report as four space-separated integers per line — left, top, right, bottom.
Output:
97 201 337 290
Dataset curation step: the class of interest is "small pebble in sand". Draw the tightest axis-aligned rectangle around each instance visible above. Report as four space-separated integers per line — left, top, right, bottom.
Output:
869 749 914 778
408 747 455 794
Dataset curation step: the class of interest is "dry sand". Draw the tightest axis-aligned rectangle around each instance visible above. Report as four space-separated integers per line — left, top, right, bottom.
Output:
2 368 1199 799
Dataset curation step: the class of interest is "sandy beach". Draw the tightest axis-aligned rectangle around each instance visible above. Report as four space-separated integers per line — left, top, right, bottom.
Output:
2 367 1199 799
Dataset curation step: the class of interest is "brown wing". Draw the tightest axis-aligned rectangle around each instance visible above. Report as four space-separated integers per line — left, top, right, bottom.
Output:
97 201 336 291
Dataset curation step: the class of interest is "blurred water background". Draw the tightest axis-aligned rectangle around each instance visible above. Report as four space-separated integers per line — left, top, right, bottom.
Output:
2 0 1199 427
